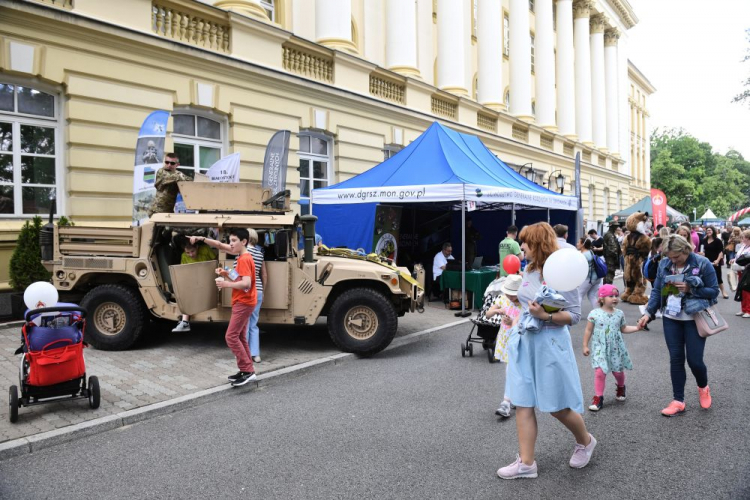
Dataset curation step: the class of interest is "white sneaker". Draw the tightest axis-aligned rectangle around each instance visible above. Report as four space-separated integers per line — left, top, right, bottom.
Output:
737 312 744 316
495 400 512 418
172 320 190 333
743 313 750 319
252 355 261 363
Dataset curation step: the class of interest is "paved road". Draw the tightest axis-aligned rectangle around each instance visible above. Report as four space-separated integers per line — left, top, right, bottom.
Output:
1 283 748 499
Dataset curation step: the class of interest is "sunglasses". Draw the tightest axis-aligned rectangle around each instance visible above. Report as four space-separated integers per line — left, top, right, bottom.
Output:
164 161 178 166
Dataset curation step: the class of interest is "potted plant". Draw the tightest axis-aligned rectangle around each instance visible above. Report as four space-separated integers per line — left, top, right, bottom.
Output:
9 216 52 319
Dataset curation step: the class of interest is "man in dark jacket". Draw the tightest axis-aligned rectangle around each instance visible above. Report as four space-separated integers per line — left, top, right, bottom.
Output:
602 222 621 284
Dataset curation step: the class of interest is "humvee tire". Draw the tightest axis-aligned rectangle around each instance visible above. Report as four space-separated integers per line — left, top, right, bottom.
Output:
80 284 147 351
327 288 398 356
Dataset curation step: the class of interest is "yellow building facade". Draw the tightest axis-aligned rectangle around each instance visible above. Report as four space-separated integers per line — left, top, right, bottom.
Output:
628 61 656 205
0 0 653 289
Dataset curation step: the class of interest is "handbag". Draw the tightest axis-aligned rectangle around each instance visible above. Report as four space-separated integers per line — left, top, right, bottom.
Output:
693 307 728 338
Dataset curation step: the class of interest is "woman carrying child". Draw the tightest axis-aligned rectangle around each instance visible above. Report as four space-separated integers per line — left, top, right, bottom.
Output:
583 285 641 411
484 274 523 418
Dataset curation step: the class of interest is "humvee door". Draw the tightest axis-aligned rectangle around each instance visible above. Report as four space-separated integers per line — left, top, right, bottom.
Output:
168 261 219 315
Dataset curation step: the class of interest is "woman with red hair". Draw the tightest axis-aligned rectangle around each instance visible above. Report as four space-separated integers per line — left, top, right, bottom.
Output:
497 223 596 480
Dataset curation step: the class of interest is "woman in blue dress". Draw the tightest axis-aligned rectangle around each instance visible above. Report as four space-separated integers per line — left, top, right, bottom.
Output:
497 223 597 480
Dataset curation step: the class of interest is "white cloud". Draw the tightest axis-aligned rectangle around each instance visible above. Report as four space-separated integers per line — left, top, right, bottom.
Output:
628 0 750 158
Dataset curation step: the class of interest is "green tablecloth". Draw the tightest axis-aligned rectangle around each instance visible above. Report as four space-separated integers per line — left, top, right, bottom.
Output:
440 268 498 309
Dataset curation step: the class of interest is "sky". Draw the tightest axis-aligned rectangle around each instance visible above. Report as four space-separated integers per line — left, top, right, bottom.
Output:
627 0 750 158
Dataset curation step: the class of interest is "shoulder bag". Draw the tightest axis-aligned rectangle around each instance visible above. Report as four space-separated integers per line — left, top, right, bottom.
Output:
693 307 728 338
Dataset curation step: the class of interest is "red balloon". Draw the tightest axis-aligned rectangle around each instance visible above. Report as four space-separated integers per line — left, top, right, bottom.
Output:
503 254 521 275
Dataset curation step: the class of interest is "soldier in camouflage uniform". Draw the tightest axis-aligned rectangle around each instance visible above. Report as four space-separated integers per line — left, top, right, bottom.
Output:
602 221 621 285
148 153 191 216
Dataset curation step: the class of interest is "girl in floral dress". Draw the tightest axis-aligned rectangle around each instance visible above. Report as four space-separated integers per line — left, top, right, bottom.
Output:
582 284 642 411
485 275 522 418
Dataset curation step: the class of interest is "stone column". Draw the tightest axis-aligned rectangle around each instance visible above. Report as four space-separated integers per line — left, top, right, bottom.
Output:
535 0 556 129
590 14 607 150
477 0 503 109
315 0 357 53
385 0 421 77
214 0 270 21
509 0 532 119
363 0 385 66
437 0 467 95
604 28 620 155
417 0 434 84
573 0 593 145
556 0 576 138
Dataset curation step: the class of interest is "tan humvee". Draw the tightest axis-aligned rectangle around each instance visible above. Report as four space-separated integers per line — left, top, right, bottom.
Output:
41 182 424 356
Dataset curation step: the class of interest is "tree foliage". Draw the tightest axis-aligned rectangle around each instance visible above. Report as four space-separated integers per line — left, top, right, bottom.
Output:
9 216 52 291
650 128 750 219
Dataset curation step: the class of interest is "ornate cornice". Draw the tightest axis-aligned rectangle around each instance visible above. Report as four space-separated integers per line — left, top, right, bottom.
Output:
609 0 638 29
604 28 620 46
572 0 592 20
590 14 607 33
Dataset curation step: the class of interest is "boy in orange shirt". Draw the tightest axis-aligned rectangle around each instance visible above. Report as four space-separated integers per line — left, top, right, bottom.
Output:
215 228 257 386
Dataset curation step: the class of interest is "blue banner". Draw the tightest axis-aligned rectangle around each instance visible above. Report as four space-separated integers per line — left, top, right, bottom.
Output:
132 110 170 223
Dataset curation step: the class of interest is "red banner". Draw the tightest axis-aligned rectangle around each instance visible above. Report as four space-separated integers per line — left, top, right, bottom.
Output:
651 188 668 227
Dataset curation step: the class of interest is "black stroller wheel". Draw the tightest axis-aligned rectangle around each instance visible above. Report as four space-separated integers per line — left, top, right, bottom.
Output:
461 343 466 357
487 346 496 363
468 343 474 357
9 385 19 423
88 376 100 409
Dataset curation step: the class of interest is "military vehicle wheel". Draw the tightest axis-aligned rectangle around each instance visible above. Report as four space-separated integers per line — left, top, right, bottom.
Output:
327 288 398 356
81 285 147 351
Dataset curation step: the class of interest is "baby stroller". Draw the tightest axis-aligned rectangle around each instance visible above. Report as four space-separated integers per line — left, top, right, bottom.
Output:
8 304 100 423
461 277 505 363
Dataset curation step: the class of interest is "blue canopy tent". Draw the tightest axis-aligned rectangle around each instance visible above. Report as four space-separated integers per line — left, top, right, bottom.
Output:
311 122 579 314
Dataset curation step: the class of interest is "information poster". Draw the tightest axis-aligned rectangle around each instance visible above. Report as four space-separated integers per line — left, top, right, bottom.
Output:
373 205 402 262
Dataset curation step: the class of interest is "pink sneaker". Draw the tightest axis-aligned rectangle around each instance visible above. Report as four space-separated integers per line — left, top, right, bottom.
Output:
497 455 538 479
698 386 712 409
569 433 597 469
661 400 686 417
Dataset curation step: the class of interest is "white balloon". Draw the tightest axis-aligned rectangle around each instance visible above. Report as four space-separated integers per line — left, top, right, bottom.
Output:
542 248 590 292
23 281 59 310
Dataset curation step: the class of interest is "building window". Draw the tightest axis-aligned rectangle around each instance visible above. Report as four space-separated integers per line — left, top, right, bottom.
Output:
529 0 534 12
616 190 622 211
260 0 275 22
504 88 510 108
603 188 609 218
553 2 557 30
383 144 403 160
299 133 331 215
588 186 594 220
531 100 536 115
172 113 224 179
472 0 477 39
503 13 510 57
530 34 535 73
0 82 60 216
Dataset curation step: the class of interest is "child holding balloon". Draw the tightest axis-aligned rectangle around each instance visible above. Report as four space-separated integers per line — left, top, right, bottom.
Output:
582 284 642 411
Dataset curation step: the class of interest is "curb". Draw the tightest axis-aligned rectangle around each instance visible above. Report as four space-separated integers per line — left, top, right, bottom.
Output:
0 317 470 461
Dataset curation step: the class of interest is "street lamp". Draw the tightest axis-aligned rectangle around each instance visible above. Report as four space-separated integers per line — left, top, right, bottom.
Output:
546 169 565 194
518 163 537 183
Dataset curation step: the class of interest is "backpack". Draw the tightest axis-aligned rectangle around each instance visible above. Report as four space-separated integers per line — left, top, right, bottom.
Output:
643 254 660 283
591 255 608 278
589 251 607 280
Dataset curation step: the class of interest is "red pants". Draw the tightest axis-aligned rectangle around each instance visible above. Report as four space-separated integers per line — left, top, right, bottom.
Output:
739 272 750 313
226 302 256 373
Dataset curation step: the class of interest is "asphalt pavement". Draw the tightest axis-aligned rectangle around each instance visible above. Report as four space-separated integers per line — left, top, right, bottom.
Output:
1 277 748 499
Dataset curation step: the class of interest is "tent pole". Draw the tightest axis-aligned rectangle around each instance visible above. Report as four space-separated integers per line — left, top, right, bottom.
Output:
512 203 516 225
458 189 470 317
547 208 550 223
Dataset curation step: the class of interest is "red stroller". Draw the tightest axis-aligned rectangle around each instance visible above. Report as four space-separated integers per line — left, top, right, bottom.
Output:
8 305 100 423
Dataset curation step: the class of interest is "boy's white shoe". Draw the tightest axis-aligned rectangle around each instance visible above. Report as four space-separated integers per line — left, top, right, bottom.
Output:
172 320 190 333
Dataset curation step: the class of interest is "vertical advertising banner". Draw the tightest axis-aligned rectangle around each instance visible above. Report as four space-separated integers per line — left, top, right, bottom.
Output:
132 110 170 223
651 188 668 227
373 205 402 262
261 130 291 195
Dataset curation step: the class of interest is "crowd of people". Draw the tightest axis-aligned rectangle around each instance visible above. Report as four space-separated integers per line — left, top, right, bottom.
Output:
465 218 742 480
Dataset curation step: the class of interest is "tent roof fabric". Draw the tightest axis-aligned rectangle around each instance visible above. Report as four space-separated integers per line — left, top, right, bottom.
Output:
311 122 577 211
699 208 718 220
611 196 689 222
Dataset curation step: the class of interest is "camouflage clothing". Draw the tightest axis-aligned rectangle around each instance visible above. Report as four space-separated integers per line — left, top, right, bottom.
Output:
148 167 190 216
602 228 621 285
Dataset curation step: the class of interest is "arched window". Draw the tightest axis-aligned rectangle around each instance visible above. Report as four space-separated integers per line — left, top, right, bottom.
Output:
172 111 225 179
0 82 60 215
298 132 332 215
